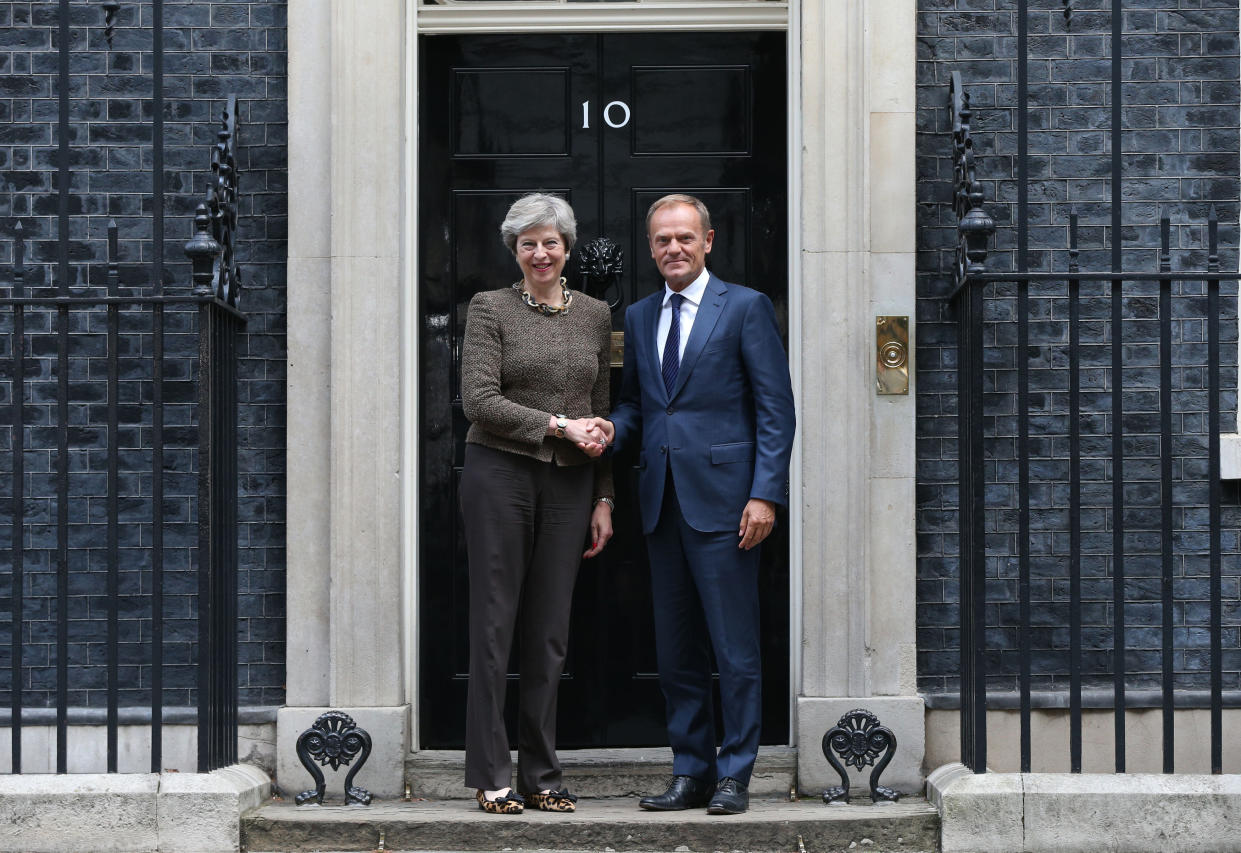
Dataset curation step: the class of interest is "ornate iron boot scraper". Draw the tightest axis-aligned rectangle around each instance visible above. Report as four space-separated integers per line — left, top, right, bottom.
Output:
295 711 374 805
821 709 899 804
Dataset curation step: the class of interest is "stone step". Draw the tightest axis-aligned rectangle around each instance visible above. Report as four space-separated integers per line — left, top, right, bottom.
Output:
404 747 798 800
242 796 940 853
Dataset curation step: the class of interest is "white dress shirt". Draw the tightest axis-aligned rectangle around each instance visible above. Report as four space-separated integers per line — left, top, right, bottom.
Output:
656 268 710 364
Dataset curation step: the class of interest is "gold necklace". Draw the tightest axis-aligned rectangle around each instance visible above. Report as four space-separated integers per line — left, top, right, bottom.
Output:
513 277 572 316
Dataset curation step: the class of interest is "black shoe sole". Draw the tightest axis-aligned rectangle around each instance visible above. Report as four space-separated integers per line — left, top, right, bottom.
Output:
706 803 747 815
639 799 709 811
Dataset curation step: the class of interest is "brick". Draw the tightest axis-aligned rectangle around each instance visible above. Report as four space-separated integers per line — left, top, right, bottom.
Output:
1 0 287 710
916 0 1240 699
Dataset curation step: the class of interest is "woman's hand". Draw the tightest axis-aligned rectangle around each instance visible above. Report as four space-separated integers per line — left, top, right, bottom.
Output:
566 418 607 457
547 415 609 456
583 499 614 558
586 417 615 447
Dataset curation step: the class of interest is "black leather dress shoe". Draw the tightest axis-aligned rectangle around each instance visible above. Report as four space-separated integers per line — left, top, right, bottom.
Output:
706 777 749 814
639 775 715 811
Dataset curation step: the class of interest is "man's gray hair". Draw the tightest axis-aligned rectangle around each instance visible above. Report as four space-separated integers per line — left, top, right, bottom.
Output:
645 193 712 234
500 193 578 254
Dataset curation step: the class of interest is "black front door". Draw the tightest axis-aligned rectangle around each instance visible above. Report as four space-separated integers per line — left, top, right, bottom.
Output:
419 31 788 748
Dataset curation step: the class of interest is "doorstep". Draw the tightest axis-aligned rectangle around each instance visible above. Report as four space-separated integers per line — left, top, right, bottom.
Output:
241 794 940 853
404 747 798 800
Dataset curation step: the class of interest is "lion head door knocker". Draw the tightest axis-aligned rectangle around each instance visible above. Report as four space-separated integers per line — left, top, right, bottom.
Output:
294 710 374 806
821 709 900 804
576 236 624 312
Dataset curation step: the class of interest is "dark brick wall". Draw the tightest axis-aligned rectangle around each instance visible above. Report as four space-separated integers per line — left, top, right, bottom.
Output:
917 1 1241 697
0 0 287 708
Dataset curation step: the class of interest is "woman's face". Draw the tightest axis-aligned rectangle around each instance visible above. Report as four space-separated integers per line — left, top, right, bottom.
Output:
514 224 567 290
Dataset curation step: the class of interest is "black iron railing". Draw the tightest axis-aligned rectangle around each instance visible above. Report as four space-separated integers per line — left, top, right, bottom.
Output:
1 95 243 774
189 96 245 774
1 0 245 776
951 63 1234 775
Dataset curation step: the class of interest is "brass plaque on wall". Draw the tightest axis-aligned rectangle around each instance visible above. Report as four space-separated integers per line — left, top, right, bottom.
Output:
876 316 909 395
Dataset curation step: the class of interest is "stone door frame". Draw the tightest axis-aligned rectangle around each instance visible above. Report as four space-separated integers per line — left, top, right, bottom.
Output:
284 0 923 795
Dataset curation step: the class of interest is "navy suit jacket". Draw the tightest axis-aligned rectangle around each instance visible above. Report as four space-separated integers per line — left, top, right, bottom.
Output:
609 273 796 534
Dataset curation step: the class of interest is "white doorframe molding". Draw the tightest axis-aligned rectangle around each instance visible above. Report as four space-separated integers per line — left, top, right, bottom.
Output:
401 0 420 742
416 1 788 33
786 0 805 742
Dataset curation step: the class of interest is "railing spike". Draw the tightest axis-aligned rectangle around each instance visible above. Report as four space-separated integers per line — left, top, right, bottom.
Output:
107 220 119 289
199 95 241 307
102 0 120 49
13 221 25 295
1068 210 1080 274
1159 212 1172 273
951 73 994 296
185 204 221 297
1208 207 1220 271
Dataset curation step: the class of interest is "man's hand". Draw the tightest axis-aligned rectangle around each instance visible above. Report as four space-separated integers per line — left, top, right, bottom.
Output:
738 499 776 550
583 500 614 558
564 418 607 457
586 417 615 447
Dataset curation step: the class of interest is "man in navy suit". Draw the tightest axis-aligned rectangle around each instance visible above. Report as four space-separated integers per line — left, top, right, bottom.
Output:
600 195 796 815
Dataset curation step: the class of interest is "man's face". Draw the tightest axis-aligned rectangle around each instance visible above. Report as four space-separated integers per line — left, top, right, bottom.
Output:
648 203 714 292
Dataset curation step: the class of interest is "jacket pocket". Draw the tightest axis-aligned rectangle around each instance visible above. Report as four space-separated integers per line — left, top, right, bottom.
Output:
702 333 739 354
710 441 755 465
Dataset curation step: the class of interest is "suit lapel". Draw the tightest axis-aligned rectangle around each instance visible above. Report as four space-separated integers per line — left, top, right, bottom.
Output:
669 275 726 401
638 292 668 402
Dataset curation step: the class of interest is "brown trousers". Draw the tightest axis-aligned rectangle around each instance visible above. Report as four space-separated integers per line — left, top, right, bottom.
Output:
461 443 593 792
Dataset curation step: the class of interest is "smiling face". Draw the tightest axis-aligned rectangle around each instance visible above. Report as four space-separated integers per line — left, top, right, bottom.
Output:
514 224 568 291
648 203 714 292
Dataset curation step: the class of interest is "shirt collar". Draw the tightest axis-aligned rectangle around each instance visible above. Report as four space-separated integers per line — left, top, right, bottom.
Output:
663 268 710 307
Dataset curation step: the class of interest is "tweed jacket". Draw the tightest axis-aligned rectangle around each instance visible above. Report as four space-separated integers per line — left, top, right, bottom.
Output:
461 285 614 499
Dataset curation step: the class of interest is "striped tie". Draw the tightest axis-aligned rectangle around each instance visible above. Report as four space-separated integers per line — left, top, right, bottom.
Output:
662 293 684 396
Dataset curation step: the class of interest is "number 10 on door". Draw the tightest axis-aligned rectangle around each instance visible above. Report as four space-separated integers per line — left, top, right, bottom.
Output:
582 100 631 129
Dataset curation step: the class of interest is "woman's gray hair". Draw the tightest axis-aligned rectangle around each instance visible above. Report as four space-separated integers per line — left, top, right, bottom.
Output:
500 193 577 254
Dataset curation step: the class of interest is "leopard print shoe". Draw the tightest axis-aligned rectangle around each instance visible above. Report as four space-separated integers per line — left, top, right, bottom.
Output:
525 788 578 812
476 789 524 814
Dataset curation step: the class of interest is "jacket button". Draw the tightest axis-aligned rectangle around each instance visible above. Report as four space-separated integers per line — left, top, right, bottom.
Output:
666 406 674 415
660 445 667 454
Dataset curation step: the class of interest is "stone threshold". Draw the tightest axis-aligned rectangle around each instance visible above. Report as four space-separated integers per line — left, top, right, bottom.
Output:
405 746 798 800
242 795 940 853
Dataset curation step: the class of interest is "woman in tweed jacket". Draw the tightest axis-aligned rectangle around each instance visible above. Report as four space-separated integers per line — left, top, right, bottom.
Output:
459 194 614 815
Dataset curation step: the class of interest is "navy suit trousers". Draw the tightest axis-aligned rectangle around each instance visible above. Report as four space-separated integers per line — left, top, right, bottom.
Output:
646 474 763 786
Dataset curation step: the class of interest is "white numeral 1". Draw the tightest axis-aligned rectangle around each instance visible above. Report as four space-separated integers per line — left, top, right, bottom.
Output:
582 100 590 129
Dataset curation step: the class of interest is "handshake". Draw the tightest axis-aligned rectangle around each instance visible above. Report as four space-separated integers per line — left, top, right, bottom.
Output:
549 415 616 458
